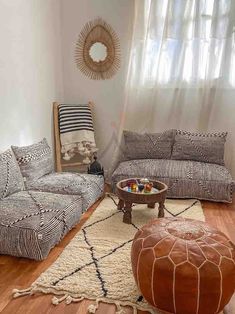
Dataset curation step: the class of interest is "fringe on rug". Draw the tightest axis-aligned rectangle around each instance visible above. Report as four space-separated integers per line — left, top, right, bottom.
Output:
12 288 32 298
12 287 156 314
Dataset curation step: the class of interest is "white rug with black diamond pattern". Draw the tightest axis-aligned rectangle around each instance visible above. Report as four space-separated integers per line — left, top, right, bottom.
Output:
14 196 205 313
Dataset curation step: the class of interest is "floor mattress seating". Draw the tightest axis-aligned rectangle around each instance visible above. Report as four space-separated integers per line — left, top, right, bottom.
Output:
0 191 83 260
27 172 104 213
0 139 104 260
112 130 234 203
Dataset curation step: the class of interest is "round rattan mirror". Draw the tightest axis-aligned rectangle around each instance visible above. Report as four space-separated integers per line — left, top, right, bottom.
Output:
75 18 121 80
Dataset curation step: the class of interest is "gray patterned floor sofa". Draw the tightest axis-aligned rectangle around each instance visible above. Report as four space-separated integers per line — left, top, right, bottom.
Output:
112 130 234 203
0 139 104 260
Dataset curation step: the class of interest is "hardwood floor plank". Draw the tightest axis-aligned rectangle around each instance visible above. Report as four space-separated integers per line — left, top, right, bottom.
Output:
0 286 16 313
0 193 234 314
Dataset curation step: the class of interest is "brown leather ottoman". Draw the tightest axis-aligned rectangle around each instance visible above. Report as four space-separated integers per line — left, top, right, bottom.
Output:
131 217 235 314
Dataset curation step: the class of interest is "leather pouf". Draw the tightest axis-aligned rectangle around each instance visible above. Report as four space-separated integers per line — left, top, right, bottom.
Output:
131 217 235 314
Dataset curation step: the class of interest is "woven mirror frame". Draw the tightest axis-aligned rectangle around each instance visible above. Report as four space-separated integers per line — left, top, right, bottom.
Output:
75 18 121 80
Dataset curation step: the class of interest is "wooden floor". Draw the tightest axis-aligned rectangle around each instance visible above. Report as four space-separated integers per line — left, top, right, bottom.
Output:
0 194 235 314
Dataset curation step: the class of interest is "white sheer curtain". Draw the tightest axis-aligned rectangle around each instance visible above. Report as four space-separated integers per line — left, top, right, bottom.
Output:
111 0 235 177
129 0 235 89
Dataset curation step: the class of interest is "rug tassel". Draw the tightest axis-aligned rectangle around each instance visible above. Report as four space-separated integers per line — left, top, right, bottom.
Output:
66 296 84 305
116 302 126 314
88 298 101 313
132 306 137 314
52 294 68 305
12 287 32 298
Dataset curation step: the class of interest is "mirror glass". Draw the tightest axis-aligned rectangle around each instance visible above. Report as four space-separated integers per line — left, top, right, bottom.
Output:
89 42 107 62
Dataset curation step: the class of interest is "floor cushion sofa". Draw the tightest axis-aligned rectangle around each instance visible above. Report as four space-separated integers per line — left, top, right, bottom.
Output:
26 172 103 213
112 130 234 203
0 139 104 260
0 191 83 260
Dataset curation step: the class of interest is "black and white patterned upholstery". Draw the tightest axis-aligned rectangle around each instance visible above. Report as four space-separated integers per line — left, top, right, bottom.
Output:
111 159 234 203
123 130 175 160
0 139 105 260
0 191 83 260
26 172 104 213
11 138 54 183
0 149 24 199
171 130 227 165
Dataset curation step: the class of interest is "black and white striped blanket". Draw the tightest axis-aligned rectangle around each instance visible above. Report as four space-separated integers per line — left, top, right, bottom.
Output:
58 104 96 158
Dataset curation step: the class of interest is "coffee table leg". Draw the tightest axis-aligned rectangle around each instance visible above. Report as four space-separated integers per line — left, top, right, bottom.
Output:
148 203 155 209
123 202 132 224
117 199 124 211
158 201 165 218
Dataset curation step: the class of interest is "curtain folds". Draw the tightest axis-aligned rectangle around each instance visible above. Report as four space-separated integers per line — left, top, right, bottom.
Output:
109 0 235 179
129 0 235 89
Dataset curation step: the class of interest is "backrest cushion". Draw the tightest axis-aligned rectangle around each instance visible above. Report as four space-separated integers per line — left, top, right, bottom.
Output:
12 138 54 182
123 130 175 160
0 149 24 199
171 130 227 165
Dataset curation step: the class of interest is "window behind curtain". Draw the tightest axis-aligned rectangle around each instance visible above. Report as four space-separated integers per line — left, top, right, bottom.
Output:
129 0 235 88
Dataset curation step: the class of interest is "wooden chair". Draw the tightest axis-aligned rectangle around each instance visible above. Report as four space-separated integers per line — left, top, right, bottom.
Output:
53 101 94 172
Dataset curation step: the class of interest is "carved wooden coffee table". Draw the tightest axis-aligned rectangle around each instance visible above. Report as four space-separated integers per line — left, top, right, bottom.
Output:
116 178 168 224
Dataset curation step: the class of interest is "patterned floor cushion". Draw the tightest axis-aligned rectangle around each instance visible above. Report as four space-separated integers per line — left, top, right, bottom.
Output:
0 149 24 199
26 172 104 212
0 191 82 260
111 159 234 203
11 138 54 183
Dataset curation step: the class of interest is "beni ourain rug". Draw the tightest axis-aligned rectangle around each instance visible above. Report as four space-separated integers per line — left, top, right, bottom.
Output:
13 195 205 314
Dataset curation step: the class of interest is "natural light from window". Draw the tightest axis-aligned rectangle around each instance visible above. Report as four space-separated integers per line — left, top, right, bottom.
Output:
129 0 235 88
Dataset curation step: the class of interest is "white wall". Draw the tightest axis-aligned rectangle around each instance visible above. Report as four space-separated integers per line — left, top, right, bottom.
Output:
0 0 64 151
60 0 134 172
